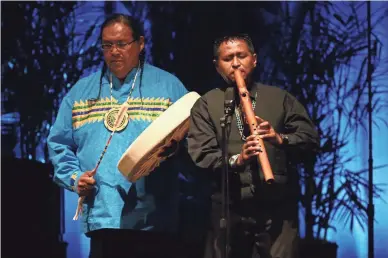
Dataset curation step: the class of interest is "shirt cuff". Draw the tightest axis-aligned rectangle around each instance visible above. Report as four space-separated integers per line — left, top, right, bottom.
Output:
70 171 81 193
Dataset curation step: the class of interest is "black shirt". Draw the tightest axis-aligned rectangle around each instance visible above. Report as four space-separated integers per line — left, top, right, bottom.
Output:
188 82 318 173
188 82 318 211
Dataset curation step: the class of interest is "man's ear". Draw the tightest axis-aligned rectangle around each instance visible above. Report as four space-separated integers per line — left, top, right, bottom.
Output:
139 36 145 52
253 53 257 67
213 59 219 72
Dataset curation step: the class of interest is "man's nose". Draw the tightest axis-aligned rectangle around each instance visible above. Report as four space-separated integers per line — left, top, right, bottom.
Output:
110 45 120 54
232 57 241 68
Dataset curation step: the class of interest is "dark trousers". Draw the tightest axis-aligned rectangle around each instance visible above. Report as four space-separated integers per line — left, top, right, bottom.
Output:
203 220 299 258
89 229 190 258
202 196 299 258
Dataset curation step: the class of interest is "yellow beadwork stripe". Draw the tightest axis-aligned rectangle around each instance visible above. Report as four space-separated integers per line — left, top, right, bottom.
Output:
72 97 172 129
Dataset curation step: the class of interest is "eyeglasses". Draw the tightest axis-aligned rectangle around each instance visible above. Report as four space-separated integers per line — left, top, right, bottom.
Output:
101 39 137 51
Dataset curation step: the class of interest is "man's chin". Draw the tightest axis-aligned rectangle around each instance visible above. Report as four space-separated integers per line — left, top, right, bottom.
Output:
110 65 126 75
110 61 127 71
110 71 127 80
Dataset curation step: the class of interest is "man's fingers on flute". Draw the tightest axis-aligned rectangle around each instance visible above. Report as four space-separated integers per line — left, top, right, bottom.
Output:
256 129 268 135
247 146 262 154
246 135 257 141
258 122 270 130
255 116 265 124
258 133 272 139
246 140 260 147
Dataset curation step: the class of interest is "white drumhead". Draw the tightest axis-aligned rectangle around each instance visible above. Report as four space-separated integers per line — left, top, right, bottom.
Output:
117 91 200 182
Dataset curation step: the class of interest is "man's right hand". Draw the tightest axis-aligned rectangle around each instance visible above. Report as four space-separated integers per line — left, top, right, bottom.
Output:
76 170 96 196
237 134 263 166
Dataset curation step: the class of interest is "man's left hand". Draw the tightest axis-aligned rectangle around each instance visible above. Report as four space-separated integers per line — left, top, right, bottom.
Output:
255 116 283 145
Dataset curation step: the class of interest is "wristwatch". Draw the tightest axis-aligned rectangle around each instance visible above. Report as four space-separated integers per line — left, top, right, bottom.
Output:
279 133 289 145
229 154 240 168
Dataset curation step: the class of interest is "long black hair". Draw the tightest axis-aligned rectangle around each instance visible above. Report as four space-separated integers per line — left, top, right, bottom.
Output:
89 14 146 103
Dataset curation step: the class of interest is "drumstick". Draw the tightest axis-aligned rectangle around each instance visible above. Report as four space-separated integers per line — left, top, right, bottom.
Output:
73 103 129 220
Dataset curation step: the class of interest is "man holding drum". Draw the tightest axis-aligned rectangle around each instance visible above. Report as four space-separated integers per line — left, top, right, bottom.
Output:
187 34 319 258
48 14 189 258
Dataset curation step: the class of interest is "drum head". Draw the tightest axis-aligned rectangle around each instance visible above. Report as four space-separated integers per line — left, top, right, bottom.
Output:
117 92 200 182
